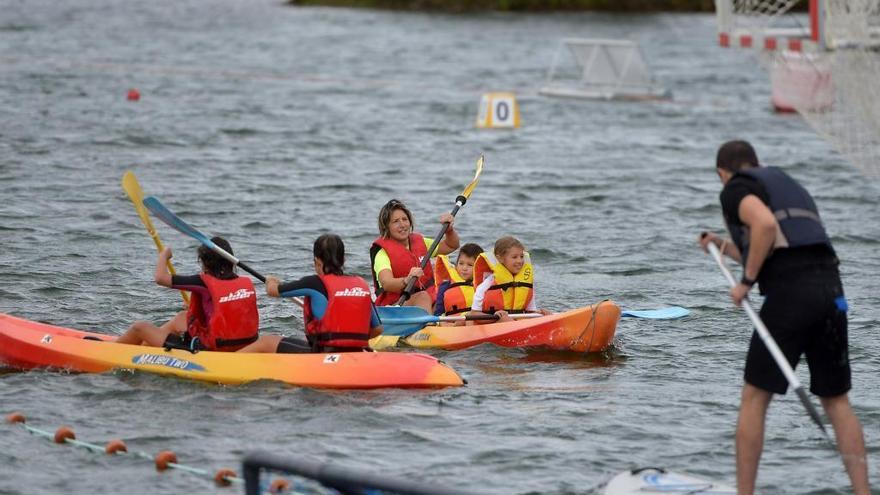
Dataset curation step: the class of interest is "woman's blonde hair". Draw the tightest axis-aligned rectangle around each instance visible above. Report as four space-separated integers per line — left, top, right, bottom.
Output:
494 236 525 257
377 199 415 239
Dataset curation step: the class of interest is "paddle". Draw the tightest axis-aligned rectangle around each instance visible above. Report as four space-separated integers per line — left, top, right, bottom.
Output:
621 307 689 319
121 172 189 305
378 309 544 337
142 196 266 283
394 154 483 306
706 241 832 442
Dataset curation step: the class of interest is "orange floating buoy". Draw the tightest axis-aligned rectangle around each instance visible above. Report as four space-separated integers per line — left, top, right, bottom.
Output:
155 450 177 471
269 478 291 493
5 412 25 424
127 88 141 101
105 439 128 455
214 468 236 486
54 426 76 444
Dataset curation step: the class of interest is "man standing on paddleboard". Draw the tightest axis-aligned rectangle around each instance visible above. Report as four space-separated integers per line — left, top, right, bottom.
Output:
698 140 869 495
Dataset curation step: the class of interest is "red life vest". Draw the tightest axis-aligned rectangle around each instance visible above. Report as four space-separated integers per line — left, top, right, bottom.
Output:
303 274 373 349
370 233 436 306
186 274 259 351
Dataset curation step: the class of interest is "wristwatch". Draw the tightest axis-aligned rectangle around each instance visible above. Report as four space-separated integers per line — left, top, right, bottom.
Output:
740 275 756 287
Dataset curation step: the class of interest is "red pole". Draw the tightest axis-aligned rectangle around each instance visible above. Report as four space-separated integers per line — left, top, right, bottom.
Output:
810 0 819 42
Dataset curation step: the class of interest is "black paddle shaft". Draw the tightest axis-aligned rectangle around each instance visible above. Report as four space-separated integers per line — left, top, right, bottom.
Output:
236 261 266 284
396 195 467 305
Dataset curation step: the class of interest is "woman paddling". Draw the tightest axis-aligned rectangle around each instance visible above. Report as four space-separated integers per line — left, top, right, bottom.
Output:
239 234 382 353
115 237 259 351
370 199 460 313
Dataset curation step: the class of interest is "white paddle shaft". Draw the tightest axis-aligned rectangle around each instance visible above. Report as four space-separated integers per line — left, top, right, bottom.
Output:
707 243 803 390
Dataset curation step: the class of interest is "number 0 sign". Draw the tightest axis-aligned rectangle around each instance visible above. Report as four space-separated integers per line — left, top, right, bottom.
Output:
476 92 520 129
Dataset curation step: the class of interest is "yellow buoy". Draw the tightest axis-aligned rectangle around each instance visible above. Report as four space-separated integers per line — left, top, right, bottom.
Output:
476 92 520 129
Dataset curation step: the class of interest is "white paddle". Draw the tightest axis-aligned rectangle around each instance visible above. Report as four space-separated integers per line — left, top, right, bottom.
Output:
706 242 831 442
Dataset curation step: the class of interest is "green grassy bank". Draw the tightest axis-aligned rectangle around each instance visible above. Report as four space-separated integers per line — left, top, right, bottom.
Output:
289 0 717 12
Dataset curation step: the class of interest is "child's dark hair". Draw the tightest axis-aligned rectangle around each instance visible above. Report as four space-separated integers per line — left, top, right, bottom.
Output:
314 234 345 276
198 237 236 279
458 243 483 260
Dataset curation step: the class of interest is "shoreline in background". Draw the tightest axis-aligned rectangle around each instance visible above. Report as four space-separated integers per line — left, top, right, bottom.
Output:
288 0 717 12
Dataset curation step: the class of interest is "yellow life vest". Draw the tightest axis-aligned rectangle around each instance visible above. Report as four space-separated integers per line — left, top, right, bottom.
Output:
473 252 534 313
434 254 474 315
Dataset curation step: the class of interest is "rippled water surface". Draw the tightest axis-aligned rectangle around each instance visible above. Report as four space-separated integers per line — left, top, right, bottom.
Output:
1 1 878 493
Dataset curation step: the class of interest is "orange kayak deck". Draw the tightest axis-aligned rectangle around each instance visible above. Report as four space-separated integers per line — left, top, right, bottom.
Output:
404 301 620 352
0 313 464 390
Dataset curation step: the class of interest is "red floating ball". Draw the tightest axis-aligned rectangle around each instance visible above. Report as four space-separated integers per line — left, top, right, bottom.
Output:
5 412 25 424
154 450 177 471
105 439 128 454
214 468 236 486
54 426 76 444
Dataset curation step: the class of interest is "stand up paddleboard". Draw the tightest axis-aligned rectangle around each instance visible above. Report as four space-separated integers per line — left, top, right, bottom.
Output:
604 467 735 494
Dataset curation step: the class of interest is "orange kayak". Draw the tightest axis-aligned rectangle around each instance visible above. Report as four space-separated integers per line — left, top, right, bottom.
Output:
0 313 464 390
403 301 620 352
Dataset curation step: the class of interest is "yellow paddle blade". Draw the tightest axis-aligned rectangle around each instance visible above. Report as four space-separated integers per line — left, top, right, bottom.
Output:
122 171 188 305
460 154 483 200
122 171 162 251
370 335 400 350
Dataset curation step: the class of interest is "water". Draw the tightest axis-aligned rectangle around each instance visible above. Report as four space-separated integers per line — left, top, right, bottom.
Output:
1 1 878 493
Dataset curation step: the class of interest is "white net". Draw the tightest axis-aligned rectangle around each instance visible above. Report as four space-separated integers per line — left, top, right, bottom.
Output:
782 1 880 179
823 0 880 48
540 39 668 101
787 49 880 179
716 0 806 41
717 0 880 179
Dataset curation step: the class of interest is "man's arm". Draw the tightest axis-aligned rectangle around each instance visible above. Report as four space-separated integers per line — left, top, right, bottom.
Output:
729 194 778 305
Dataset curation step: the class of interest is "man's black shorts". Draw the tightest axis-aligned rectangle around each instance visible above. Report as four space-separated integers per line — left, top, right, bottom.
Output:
745 266 851 397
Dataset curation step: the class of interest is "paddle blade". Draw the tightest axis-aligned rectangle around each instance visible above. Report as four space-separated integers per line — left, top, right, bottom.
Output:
123 172 162 247
143 196 209 243
621 307 690 319
461 154 483 200
123 172 188 305
376 305 430 322
376 306 436 336
795 387 831 438
369 335 400 350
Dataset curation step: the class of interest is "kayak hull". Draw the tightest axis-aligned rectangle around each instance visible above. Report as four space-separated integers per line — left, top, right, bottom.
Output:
0 313 464 389
403 301 620 352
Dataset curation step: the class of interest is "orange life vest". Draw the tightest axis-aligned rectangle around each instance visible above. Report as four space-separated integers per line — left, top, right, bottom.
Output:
434 254 474 315
473 252 534 313
186 273 259 351
370 233 436 306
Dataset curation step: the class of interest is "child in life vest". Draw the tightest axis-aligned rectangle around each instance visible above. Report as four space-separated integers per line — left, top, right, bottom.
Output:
115 237 259 351
433 243 483 316
239 234 382 354
470 236 550 323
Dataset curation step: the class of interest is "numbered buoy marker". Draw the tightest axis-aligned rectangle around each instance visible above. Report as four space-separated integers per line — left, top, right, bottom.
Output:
476 92 520 129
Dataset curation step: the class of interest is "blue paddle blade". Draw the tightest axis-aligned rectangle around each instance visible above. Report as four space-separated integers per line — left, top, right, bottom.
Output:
621 306 690 319
376 306 437 336
143 196 214 249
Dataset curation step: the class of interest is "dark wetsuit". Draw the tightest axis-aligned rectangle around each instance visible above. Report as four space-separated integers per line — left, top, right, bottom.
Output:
721 174 850 397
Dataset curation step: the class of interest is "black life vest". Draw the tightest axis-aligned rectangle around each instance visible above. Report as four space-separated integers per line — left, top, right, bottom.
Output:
725 166 832 268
